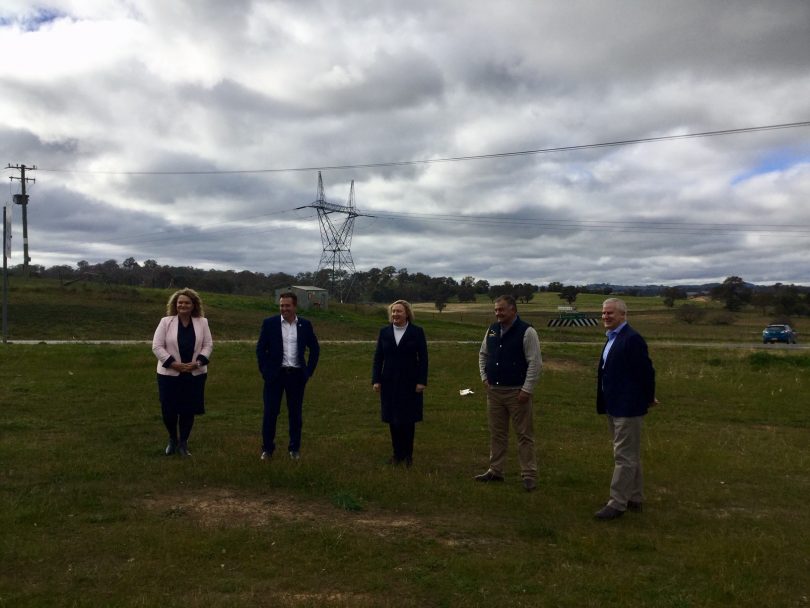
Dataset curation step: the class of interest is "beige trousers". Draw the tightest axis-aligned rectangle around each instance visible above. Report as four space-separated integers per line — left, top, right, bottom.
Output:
486 388 537 480
606 415 644 510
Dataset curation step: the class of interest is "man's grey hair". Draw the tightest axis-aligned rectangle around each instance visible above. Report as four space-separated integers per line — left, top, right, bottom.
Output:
603 297 628 315
495 294 517 310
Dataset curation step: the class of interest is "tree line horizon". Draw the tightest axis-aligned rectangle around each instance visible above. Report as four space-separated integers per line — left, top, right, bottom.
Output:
7 258 810 317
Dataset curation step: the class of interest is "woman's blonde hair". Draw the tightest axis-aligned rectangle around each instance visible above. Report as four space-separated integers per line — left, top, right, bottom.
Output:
388 299 414 323
166 288 205 317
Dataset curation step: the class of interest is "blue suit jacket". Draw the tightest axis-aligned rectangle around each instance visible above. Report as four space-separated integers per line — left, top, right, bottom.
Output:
597 323 655 417
256 315 320 383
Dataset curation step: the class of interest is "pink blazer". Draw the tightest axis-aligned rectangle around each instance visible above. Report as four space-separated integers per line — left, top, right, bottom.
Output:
152 315 213 376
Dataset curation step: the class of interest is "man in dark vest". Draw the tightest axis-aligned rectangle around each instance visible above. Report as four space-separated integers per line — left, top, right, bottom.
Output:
476 294 543 491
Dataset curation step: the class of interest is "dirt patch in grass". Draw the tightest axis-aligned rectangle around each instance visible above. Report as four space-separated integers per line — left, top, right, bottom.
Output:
543 358 589 373
269 591 378 607
204 590 380 607
140 488 495 548
142 488 420 534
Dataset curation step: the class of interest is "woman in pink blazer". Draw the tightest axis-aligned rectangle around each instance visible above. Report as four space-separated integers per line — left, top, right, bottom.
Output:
151 288 213 456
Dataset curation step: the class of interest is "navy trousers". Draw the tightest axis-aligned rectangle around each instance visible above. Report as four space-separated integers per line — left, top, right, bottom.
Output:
262 367 307 454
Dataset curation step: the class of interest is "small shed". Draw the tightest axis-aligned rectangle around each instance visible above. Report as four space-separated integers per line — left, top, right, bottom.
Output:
274 285 329 311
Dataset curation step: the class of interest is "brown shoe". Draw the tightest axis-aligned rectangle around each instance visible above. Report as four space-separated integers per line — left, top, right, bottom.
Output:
627 501 643 512
474 470 505 482
594 505 624 520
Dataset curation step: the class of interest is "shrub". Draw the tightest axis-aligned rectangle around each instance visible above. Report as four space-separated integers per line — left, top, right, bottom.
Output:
674 303 706 324
710 312 737 325
749 352 810 369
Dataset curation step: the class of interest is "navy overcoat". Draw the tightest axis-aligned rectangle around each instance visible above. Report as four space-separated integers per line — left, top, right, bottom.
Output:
372 324 428 425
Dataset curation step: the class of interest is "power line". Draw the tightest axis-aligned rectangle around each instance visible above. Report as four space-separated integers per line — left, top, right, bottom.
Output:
372 210 810 232
63 207 810 256
35 121 810 176
93 206 310 247
369 211 810 237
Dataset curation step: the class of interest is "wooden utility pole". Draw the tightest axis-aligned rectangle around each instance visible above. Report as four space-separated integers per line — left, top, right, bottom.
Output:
2 204 9 342
8 163 35 277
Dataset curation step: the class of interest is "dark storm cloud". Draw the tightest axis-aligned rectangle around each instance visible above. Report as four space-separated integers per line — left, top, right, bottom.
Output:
1 0 809 284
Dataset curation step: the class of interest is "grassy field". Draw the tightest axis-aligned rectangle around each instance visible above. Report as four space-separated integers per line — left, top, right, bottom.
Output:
1 278 801 344
1 281 809 606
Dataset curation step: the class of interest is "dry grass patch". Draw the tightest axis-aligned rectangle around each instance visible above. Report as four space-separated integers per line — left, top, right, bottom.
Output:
140 488 498 550
141 488 420 535
141 487 432 538
542 358 589 373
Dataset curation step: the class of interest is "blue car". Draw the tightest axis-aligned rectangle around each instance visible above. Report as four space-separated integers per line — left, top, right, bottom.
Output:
762 324 798 344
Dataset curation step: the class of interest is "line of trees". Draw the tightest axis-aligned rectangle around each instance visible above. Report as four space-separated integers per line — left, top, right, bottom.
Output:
32 258 299 296
11 259 505 303
10 261 810 315
708 275 810 316
14 260 548 306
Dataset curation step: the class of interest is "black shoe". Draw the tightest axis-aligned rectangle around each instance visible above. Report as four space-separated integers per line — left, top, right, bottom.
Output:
522 478 537 492
387 456 402 466
627 501 643 512
404 456 413 468
165 439 177 456
594 505 624 520
177 441 192 457
474 470 505 482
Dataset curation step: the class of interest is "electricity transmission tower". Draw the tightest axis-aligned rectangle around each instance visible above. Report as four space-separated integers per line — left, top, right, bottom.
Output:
297 172 373 302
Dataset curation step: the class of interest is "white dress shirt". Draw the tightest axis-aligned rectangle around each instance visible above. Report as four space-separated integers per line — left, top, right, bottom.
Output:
393 322 408 345
281 316 299 367
602 321 627 364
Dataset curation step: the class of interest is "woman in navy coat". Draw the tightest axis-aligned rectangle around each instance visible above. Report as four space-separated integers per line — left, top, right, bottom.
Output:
372 300 428 466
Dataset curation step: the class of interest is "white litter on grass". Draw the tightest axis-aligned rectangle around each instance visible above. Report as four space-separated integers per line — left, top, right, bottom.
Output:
459 388 475 396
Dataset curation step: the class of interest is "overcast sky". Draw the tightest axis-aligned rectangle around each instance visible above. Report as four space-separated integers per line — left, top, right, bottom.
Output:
2 1 809 286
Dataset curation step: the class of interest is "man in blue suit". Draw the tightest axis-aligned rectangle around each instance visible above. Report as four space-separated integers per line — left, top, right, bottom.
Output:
595 298 657 520
256 292 320 460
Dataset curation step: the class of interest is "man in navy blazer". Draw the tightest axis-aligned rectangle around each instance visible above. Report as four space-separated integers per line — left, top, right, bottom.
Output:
595 298 657 520
256 292 320 460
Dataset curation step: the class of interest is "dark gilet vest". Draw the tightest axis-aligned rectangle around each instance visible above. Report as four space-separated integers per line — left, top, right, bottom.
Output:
485 317 530 387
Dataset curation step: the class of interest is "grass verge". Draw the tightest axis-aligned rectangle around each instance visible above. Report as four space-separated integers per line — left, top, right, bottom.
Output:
1 341 808 606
